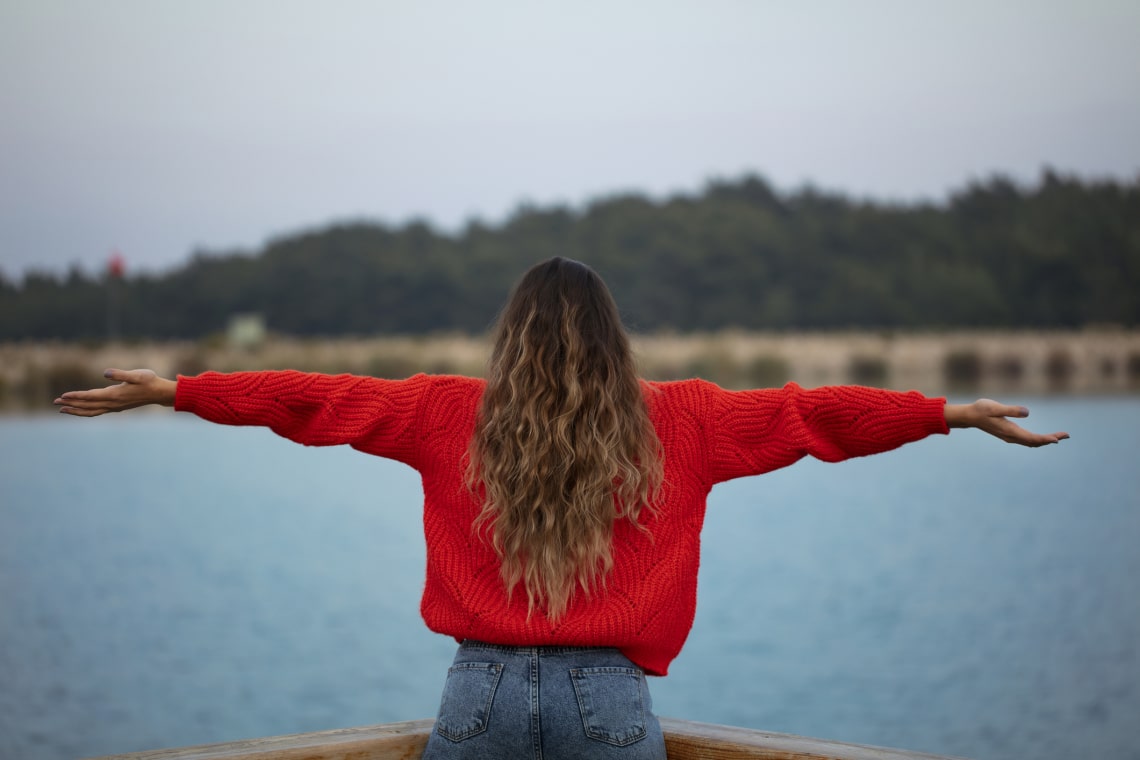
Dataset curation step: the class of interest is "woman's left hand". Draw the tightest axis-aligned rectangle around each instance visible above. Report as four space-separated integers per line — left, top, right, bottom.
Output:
944 399 1069 447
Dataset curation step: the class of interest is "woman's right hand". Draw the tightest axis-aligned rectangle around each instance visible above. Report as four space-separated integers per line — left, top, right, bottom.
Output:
54 368 177 417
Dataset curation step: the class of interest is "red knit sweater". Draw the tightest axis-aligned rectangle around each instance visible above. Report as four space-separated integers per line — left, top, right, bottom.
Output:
175 371 948 675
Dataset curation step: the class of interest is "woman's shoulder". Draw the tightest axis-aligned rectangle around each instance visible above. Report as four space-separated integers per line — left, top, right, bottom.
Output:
640 376 718 396
416 372 484 387
640 377 794 418
413 373 487 411
640 377 721 413
411 372 486 396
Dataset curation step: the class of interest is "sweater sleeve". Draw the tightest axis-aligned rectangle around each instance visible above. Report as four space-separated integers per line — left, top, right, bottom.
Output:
174 370 429 466
704 381 949 484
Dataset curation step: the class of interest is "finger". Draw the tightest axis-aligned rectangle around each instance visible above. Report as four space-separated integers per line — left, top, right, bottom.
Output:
102 368 132 383
1013 431 1069 447
57 404 105 417
53 397 105 411
54 389 108 403
1019 428 1070 445
992 417 1068 446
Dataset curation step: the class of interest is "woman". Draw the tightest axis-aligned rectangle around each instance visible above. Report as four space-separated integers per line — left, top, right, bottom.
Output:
56 257 1067 759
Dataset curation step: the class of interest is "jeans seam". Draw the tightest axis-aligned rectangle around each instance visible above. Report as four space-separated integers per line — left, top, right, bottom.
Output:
530 648 542 760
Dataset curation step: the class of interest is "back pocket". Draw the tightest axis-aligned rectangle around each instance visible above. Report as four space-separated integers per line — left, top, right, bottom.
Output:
435 661 504 742
570 666 648 747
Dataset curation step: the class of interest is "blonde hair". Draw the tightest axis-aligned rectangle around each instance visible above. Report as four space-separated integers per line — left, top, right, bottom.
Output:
467 258 662 622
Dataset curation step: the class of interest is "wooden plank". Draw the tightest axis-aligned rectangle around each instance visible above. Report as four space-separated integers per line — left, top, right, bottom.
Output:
85 717 969 760
84 719 434 760
660 718 969 760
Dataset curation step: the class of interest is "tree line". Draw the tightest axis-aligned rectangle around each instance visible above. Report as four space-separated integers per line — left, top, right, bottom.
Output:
3 169 1138 341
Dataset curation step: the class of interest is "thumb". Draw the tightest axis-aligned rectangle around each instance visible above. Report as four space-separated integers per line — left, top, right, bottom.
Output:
103 368 152 384
977 399 1029 419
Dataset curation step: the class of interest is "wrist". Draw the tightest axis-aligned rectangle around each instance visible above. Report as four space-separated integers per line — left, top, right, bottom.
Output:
157 377 177 407
944 402 974 429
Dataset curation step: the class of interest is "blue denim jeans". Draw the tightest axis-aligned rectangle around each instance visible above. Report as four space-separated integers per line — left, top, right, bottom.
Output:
421 641 666 759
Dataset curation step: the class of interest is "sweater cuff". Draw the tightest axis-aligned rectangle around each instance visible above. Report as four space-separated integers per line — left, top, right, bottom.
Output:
173 371 240 421
173 373 199 413
924 395 951 436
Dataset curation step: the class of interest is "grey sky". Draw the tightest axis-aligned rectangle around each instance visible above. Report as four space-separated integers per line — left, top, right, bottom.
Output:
2 0 1138 278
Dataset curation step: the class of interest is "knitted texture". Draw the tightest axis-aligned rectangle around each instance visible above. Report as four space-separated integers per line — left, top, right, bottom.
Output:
175 371 948 675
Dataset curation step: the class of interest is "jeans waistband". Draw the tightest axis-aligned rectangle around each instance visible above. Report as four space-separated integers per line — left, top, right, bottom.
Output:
459 639 621 657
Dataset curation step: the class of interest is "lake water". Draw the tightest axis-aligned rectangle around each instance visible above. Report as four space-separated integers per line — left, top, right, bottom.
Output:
1 398 1137 760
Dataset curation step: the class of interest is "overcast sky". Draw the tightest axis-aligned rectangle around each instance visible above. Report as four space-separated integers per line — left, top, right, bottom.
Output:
2 1 1138 278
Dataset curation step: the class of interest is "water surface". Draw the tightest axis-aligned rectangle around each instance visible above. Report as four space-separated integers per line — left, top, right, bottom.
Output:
1 398 1136 759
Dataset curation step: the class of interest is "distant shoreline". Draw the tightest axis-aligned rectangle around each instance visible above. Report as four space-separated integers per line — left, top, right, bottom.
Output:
4 328 1140 411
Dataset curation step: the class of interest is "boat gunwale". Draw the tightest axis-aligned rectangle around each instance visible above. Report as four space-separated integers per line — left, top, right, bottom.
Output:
83 716 970 760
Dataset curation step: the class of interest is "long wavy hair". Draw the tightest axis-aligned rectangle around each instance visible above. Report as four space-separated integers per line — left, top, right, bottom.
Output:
467 257 663 622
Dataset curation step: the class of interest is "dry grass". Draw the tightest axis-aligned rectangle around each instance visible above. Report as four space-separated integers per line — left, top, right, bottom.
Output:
5 328 1140 411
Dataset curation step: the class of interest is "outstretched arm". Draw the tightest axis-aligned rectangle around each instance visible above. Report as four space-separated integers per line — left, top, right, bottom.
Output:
944 399 1068 447
54 367 433 466
703 382 1069 484
54 368 176 416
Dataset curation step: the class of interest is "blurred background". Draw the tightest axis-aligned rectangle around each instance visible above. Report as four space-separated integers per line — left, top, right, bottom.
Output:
1 2 1138 760
1 1 1139 403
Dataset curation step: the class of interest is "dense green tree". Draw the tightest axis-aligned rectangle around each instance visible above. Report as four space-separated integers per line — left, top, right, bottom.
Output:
2 170 1137 340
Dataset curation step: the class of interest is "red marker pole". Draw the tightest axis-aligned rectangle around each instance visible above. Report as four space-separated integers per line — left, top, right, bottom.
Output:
107 250 125 341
